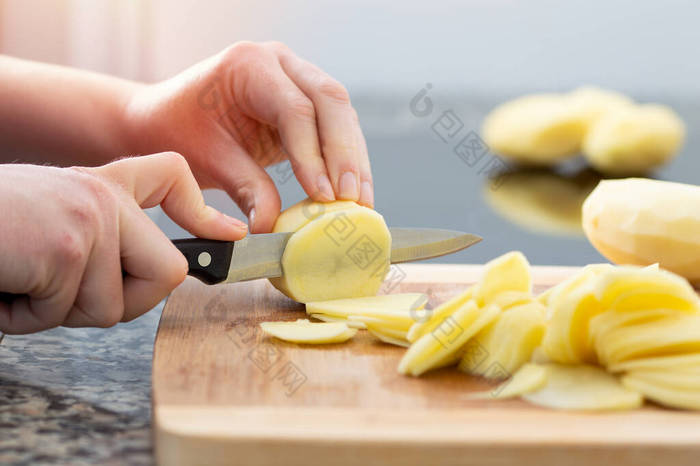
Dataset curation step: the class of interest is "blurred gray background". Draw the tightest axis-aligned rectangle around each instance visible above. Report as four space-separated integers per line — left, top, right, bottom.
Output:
2 0 699 265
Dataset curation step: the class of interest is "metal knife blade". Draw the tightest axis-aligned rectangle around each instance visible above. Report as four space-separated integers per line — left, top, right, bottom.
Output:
172 228 481 285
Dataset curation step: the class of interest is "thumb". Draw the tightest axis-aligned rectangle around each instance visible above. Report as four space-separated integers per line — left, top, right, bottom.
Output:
213 148 282 233
93 152 249 240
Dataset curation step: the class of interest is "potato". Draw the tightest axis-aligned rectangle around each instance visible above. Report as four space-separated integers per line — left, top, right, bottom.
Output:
260 319 357 344
567 86 634 129
522 364 643 411
398 301 500 376
466 363 548 400
270 199 391 302
582 104 685 175
582 178 700 285
459 302 545 377
482 93 585 164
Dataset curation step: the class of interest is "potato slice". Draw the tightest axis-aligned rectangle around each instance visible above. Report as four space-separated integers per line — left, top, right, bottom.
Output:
346 312 415 331
459 302 545 377
624 369 700 391
589 308 681 357
407 287 473 343
270 200 391 302
608 353 700 373
306 293 427 317
622 373 700 410
309 313 366 329
466 363 549 400
367 326 410 348
474 251 532 306
582 104 685 175
522 364 643 411
582 178 700 285
567 86 634 129
399 301 500 376
260 319 357 344
482 93 585 164
596 315 700 366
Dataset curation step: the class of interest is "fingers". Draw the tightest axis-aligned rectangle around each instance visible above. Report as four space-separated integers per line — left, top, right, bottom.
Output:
95 152 249 240
118 200 188 320
213 147 282 233
276 49 373 206
225 43 335 203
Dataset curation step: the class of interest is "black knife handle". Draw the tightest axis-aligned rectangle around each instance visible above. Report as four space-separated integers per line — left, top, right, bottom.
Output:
172 239 235 285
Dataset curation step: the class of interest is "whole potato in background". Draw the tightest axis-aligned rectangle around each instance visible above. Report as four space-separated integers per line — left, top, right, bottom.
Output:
582 178 700 284
582 105 685 175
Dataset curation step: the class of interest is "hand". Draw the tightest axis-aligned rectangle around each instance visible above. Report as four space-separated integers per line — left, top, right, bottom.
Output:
125 41 373 233
0 152 246 334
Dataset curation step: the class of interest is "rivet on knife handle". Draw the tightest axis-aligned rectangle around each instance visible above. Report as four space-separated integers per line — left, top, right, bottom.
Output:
172 239 234 285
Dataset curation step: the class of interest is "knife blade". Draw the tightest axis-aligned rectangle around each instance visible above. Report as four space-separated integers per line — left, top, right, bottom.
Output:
172 228 481 285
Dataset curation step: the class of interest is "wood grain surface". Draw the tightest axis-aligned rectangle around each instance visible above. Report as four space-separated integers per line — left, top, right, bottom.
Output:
153 264 700 466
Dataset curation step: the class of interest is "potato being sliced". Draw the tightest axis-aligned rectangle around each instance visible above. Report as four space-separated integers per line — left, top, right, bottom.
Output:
608 353 700 373
459 302 546 377
260 319 357 344
407 287 473 343
270 200 391 302
399 301 500 376
466 363 549 400
307 293 428 317
622 373 700 410
522 364 643 411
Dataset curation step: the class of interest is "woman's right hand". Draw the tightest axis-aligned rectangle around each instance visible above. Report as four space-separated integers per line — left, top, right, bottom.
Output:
0 152 247 334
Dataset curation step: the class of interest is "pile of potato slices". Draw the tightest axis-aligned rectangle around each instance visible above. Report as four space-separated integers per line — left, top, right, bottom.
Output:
261 251 700 411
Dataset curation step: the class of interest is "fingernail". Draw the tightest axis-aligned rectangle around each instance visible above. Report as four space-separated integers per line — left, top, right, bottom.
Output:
224 213 248 230
338 171 359 200
316 174 335 202
360 181 374 207
248 208 256 232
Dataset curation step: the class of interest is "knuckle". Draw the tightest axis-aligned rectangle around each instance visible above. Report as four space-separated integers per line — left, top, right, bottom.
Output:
164 253 188 289
286 94 316 121
54 230 88 266
264 40 289 54
222 41 263 64
317 78 351 104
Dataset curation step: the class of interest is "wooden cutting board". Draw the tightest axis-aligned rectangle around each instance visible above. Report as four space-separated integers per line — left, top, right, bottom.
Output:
152 264 700 466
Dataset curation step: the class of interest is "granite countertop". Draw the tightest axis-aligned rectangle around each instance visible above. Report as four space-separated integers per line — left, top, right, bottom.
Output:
0 303 162 465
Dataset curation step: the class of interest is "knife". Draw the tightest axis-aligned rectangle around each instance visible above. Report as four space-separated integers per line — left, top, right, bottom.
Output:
172 228 481 285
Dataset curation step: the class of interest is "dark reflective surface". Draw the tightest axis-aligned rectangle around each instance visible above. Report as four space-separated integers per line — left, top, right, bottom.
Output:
161 93 700 267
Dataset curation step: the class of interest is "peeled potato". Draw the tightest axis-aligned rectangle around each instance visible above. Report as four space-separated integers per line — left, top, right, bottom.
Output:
466 363 549 400
482 93 586 164
399 301 500 376
582 104 685 175
460 302 545 377
567 86 634 129
522 364 643 411
270 199 391 302
583 178 700 285
260 319 357 344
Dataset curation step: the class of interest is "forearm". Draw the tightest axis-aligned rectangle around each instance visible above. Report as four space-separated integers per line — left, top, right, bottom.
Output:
0 55 144 166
